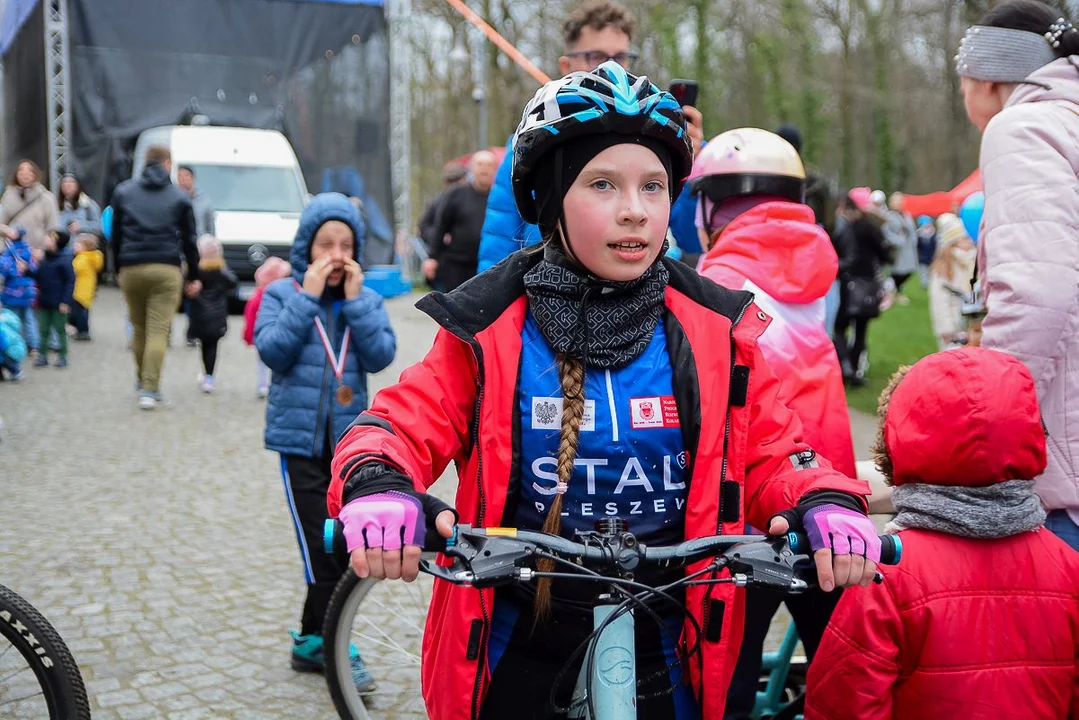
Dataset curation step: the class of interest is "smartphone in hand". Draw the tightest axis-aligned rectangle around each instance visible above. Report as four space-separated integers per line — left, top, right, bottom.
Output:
669 79 699 108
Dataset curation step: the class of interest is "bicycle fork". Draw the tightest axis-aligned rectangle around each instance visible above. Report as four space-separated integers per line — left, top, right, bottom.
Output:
568 602 637 720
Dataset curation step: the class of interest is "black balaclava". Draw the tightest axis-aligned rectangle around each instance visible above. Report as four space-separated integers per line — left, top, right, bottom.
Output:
523 136 675 370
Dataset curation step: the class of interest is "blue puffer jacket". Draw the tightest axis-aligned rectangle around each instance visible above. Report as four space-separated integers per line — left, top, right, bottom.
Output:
476 137 702 273
0 236 37 308
256 193 397 458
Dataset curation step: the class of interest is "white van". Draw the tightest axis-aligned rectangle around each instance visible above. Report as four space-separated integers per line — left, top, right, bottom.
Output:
131 125 308 296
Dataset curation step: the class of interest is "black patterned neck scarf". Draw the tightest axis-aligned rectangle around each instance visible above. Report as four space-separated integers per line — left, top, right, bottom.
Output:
523 245 669 369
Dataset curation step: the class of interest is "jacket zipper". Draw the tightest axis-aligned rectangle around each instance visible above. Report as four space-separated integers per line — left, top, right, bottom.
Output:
605 369 619 442
701 296 753 643
469 361 490 720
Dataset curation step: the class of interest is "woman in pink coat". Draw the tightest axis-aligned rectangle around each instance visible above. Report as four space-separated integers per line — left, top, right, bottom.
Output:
958 0 1079 549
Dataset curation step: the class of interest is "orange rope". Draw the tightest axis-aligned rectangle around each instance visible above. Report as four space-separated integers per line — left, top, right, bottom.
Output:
442 0 552 85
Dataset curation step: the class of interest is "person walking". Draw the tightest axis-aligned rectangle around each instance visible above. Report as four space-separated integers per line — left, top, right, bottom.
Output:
882 193 919 305
957 0 1079 549
421 151 497 291
833 190 891 385
176 166 216 237
188 235 236 394
110 145 201 409
418 162 467 253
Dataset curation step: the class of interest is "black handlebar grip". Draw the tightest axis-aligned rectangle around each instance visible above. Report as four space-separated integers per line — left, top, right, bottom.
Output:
786 531 902 565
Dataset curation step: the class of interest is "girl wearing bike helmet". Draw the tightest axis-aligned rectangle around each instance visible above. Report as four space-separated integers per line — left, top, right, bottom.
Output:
328 63 878 720
688 128 856 719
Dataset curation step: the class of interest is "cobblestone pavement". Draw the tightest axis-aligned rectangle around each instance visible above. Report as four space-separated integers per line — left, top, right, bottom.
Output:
0 287 449 719
0 287 881 719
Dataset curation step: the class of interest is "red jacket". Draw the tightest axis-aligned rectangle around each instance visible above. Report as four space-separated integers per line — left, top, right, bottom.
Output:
329 253 870 720
697 202 855 478
806 348 1079 720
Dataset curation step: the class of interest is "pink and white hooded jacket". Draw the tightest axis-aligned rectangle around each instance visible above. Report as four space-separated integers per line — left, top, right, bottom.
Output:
697 201 856 479
979 56 1079 520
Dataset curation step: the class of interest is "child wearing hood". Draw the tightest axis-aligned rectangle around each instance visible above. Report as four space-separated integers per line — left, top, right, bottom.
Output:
806 347 1079 719
0 225 39 354
255 192 396 690
689 128 857 718
32 229 74 368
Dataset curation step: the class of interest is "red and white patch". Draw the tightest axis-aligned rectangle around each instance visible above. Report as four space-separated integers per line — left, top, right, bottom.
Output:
629 396 680 429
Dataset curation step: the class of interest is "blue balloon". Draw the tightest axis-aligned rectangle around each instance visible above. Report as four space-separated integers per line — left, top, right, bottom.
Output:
100 205 113 241
916 214 933 227
960 192 984 244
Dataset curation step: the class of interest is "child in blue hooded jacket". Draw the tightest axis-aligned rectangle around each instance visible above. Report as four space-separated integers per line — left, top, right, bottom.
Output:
254 192 396 691
0 226 39 354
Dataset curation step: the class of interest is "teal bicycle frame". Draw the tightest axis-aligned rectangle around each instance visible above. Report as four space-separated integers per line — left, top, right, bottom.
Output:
754 623 803 720
567 602 638 719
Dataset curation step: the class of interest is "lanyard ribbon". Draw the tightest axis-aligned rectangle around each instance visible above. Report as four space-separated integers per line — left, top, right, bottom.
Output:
314 317 350 383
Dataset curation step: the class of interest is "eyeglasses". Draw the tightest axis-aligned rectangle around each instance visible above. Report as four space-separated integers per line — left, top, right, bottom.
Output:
565 50 640 69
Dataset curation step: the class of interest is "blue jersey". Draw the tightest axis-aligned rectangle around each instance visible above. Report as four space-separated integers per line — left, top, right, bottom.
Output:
515 312 689 546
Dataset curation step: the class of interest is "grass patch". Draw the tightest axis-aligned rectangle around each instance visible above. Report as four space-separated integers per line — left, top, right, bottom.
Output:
844 279 939 414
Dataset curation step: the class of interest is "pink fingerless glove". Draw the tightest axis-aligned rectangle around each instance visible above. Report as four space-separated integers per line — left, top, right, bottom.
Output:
802 503 882 563
339 491 426 553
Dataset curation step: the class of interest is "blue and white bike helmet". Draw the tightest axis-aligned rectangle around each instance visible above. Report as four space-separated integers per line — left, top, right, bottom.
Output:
510 61 693 226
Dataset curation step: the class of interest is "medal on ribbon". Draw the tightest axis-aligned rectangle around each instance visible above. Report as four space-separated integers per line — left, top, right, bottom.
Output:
315 317 353 406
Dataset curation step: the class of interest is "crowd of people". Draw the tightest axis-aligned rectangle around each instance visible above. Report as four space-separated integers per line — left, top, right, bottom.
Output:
2 0 1078 717
0 161 107 378
381 0 1078 718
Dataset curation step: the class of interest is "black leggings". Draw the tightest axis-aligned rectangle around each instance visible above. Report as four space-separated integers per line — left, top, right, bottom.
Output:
282 453 347 636
200 338 219 376
833 306 869 373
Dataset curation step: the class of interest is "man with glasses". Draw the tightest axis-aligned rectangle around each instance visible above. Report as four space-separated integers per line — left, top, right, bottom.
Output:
476 0 705 272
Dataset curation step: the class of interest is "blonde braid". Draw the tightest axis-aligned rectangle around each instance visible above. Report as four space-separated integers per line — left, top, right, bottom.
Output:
534 354 586 619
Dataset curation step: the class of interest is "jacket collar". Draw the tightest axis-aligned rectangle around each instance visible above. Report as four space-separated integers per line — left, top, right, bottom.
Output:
416 248 756 342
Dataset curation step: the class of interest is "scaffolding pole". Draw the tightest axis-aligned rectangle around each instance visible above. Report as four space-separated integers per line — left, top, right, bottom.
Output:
389 0 412 241
44 0 72 192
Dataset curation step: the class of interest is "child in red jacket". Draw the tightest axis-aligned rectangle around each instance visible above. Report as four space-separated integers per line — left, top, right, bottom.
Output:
806 347 1079 720
243 256 291 397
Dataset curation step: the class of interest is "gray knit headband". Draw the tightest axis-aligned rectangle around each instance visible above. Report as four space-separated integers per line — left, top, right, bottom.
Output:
955 22 1071 82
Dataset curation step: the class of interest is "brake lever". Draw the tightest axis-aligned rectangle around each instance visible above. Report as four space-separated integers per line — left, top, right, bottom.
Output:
419 528 536 588
723 537 813 593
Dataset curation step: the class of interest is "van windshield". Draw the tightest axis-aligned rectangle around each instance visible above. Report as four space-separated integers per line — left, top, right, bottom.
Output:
187 165 306 213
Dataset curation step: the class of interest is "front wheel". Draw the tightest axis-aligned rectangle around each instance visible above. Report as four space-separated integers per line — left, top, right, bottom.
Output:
323 562 434 719
0 583 90 719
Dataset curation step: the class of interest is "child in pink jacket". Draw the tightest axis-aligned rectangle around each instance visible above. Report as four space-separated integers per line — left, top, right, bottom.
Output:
244 256 291 398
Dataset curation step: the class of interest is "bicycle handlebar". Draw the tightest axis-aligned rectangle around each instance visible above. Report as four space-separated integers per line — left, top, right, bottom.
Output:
324 519 900 592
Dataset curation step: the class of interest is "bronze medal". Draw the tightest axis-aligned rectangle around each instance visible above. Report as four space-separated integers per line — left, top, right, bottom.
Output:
336 384 354 406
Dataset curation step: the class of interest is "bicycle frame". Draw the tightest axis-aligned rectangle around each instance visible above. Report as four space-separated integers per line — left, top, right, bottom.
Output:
567 602 637 719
